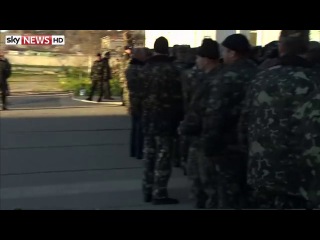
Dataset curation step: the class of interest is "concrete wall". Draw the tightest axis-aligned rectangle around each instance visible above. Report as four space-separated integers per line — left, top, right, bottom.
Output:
6 54 90 67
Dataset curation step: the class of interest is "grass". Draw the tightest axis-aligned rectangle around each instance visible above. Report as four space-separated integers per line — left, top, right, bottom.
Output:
12 64 88 70
59 77 91 96
8 66 122 96
9 75 63 92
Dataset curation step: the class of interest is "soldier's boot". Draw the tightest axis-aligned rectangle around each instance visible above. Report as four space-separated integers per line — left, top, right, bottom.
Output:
152 198 179 205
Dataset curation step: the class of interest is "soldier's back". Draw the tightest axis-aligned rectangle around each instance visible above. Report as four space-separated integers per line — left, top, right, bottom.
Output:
246 56 319 198
181 65 204 112
142 55 182 136
126 59 145 116
205 59 257 152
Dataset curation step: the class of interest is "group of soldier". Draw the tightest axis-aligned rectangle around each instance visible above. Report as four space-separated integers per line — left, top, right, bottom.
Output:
122 30 320 209
86 52 113 102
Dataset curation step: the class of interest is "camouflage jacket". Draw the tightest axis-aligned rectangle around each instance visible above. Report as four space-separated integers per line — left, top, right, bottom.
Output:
173 60 193 74
119 54 131 86
102 58 112 81
292 89 320 208
180 65 204 113
240 55 320 202
140 54 183 136
313 63 320 87
125 58 145 116
202 58 257 157
179 66 222 136
90 59 107 82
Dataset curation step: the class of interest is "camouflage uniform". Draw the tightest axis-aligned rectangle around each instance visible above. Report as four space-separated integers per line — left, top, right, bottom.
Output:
171 46 193 169
140 54 183 200
178 65 204 173
203 58 257 209
125 58 145 159
88 59 107 101
119 53 131 110
102 57 112 99
292 90 320 209
240 55 320 209
0 57 11 109
179 67 221 208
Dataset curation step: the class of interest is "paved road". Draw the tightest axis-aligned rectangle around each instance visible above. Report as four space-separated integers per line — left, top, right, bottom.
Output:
0 95 192 210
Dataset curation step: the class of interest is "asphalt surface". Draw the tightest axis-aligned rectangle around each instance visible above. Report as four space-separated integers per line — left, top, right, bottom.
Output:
0 94 192 210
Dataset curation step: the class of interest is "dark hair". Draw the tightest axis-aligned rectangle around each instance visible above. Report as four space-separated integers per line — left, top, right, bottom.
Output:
154 36 169 54
96 53 101 57
197 38 220 60
280 30 309 55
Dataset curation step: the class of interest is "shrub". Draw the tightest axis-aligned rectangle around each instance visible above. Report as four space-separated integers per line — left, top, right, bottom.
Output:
110 78 122 96
59 67 122 97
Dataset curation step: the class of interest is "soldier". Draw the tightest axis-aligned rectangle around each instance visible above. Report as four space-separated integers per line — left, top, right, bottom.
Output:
102 51 113 100
171 45 193 169
119 46 132 109
126 47 149 159
240 30 320 209
0 51 12 110
86 53 107 102
178 47 200 175
202 34 257 209
140 37 183 205
179 38 222 208
259 41 279 70
173 45 192 71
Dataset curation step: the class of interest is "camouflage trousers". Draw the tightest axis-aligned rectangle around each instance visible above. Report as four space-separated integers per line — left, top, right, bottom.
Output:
179 135 190 173
250 190 316 209
121 81 130 111
213 153 248 209
187 137 218 208
172 135 181 168
142 134 173 199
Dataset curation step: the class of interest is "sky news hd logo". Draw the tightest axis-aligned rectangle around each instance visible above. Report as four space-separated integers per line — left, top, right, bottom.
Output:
5 35 65 45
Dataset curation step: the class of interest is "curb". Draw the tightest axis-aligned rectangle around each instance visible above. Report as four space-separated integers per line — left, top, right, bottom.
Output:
9 92 72 97
71 97 123 106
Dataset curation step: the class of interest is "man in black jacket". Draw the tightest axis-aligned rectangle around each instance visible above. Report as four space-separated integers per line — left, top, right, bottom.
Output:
0 51 11 110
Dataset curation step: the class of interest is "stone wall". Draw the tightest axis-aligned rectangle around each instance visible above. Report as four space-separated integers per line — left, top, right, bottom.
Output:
6 54 90 67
